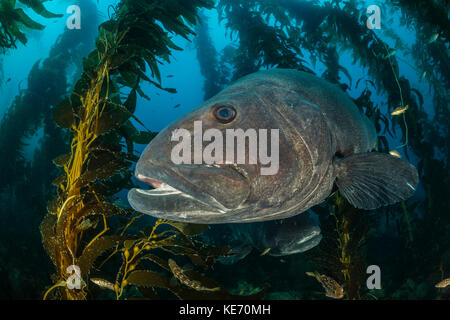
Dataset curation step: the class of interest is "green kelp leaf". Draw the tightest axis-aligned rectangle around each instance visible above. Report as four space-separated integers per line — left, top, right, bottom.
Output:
78 236 123 276
53 98 74 129
95 105 131 135
378 136 390 153
99 20 116 33
118 67 140 88
82 51 100 74
124 89 137 113
19 0 63 18
15 8 45 30
132 131 157 145
52 153 71 167
126 270 172 289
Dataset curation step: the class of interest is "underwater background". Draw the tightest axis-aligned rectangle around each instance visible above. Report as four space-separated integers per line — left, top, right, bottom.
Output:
0 0 448 300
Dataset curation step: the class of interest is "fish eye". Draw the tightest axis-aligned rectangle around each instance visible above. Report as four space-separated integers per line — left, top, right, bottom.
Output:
214 105 236 124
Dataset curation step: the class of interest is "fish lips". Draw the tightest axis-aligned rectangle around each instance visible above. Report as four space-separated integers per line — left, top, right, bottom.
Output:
128 162 251 223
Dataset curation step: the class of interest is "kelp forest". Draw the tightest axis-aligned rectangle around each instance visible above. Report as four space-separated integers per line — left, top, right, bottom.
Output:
0 0 448 300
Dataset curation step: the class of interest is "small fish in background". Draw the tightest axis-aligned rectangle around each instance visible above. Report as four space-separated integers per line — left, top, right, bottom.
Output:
168 259 219 292
90 278 115 291
306 271 344 299
166 75 174 78
6 78 11 83
173 104 181 109
427 33 439 44
435 278 450 289
420 71 427 81
389 150 402 158
260 248 271 256
383 50 396 59
391 105 409 116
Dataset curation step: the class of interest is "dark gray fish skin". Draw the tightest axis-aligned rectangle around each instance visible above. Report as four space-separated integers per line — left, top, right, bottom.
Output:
128 69 418 224
204 211 322 265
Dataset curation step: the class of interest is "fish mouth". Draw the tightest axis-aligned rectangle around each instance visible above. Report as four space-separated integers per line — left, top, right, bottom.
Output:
128 170 226 223
127 163 250 223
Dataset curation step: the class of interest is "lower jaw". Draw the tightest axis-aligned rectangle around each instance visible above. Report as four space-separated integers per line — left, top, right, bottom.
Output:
127 188 227 223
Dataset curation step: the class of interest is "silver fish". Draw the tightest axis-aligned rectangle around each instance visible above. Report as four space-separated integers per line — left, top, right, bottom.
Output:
128 69 418 224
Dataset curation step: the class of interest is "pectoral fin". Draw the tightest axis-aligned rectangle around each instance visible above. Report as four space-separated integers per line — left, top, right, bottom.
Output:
334 152 419 210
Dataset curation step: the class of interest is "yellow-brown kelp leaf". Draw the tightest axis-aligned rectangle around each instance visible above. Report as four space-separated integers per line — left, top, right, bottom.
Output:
52 174 67 187
77 158 130 186
126 270 172 289
47 196 61 215
52 98 74 129
171 223 209 236
88 140 122 154
140 254 170 272
73 201 130 221
86 150 124 171
77 236 123 277
52 153 71 167
40 214 58 269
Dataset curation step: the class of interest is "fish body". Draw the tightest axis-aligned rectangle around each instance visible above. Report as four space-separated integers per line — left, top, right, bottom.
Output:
391 105 409 116
306 271 344 299
427 33 439 44
389 150 402 158
90 278 115 291
128 69 418 224
435 278 450 288
168 259 219 292
203 211 323 264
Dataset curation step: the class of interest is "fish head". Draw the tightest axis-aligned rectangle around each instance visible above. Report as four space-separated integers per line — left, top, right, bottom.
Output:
128 71 333 223
261 211 322 256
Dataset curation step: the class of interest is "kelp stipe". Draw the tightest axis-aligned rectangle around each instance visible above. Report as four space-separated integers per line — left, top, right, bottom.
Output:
306 194 369 300
39 0 243 300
